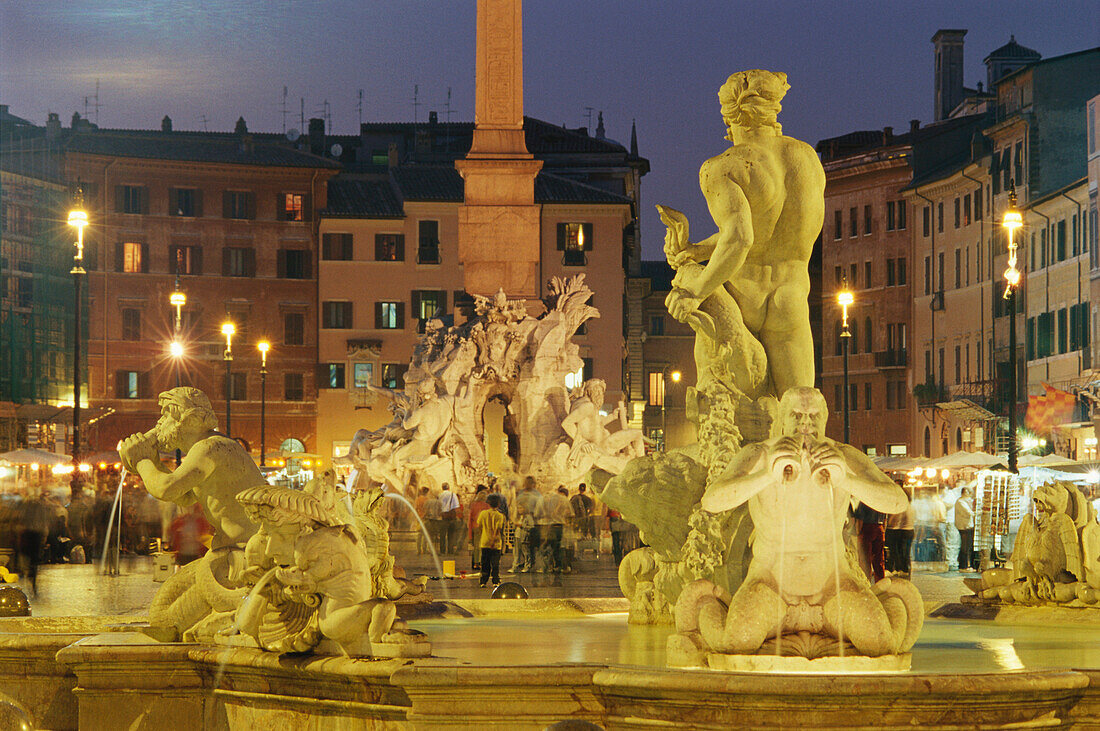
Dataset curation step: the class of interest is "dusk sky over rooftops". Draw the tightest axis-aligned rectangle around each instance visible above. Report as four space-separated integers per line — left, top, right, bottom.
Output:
1 1 1095 259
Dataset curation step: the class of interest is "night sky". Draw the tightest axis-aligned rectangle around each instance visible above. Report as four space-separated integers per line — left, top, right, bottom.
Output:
2 1 1096 259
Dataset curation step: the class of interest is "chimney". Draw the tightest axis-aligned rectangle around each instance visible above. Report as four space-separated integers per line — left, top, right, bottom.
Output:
161 115 172 133
46 112 61 140
234 117 248 134
308 117 325 156
910 119 921 134
883 126 893 145
931 29 966 121
428 111 438 125
596 111 606 140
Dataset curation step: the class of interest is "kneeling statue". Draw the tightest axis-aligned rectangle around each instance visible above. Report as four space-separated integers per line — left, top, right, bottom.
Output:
670 387 923 666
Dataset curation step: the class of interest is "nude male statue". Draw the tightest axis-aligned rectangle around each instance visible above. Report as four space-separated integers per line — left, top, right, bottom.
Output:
675 388 922 659
118 387 262 637
560 379 645 475
662 70 825 396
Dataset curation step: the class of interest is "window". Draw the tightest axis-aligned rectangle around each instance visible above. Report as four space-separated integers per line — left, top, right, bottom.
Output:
170 245 202 276
925 350 932 382
963 194 971 226
1002 147 1012 190
834 210 843 240
284 373 304 401
1090 103 1097 155
849 207 857 238
954 249 961 289
850 319 858 355
886 381 895 410
897 201 906 230
1014 141 1023 185
923 206 930 237
924 256 931 296
834 265 842 285
849 383 858 411
375 233 405 261
278 249 310 279
228 372 247 401
938 348 945 385
418 220 441 264
834 321 842 356
223 190 254 220
116 185 147 215
117 241 147 273
1058 308 1068 354
121 308 141 341
974 186 982 221
650 315 665 336
412 290 445 333
886 201 895 232
992 151 1002 194
170 188 200 217
864 261 872 288
648 372 665 407
223 247 255 277
937 252 944 292
833 384 842 411
353 363 373 389
1027 317 1036 360
886 259 895 286
864 316 872 353
937 202 944 233
864 382 872 410
977 340 983 380
322 233 353 261
1057 221 1067 262
953 198 960 229
375 301 403 330
954 345 961 383
116 370 142 399
558 222 593 266
322 301 353 329
320 363 345 389
381 364 407 389
897 257 906 285
283 312 305 345
863 205 872 235
1073 215 1079 257
281 193 305 222
850 263 857 288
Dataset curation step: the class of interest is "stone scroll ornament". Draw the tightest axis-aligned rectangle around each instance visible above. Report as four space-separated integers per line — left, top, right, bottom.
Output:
979 481 1100 606
597 69 924 666
338 274 644 497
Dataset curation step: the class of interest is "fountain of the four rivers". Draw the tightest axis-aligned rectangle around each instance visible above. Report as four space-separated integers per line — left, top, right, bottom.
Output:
2 3 1100 729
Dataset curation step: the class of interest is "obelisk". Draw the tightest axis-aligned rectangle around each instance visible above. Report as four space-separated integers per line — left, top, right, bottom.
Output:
455 0 543 299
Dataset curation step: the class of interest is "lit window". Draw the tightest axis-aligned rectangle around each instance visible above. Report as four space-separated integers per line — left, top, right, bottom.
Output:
353 363 373 389
648 371 665 407
320 363 345 389
379 302 400 329
558 223 592 266
283 193 304 222
123 242 143 273
375 234 404 262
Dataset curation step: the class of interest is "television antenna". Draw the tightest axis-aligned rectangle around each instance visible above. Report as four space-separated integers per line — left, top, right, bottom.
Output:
357 89 364 127
280 86 289 134
412 84 421 125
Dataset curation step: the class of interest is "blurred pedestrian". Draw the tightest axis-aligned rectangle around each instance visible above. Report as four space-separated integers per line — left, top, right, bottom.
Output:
439 483 461 554
955 487 976 572
468 487 490 570
855 501 887 583
570 483 595 538
885 482 915 576
66 483 94 563
414 486 432 555
535 485 570 574
168 503 213 566
607 508 626 565
510 477 539 573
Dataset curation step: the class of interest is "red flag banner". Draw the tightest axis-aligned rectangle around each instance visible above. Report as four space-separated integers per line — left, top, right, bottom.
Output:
1026 391 1051 433
1043 382 1077 427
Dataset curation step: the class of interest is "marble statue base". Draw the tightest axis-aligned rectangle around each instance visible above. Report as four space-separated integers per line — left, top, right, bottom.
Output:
706 652 911 674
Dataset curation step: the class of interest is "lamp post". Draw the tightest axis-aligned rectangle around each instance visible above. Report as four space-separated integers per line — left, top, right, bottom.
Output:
258 340 270 467
67 188 88 474
661 368 682 451
837 278 854 444
1002 183 1024 474
221 322 235 437
169 280 186 465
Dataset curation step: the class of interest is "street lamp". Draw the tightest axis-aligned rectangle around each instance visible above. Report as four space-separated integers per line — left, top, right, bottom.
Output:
221 321 235 437
169 281 186 465
67 188 88 475
1003 182 1024 474
661 368 682 451
837 277 854 444
258 340 270 466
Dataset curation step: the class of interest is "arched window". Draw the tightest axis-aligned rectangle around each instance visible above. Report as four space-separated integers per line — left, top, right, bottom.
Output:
923 426 931 457
864 316 873 353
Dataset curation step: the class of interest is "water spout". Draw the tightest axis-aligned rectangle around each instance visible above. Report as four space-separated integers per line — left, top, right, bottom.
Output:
99 468 126 576
383 491 451 602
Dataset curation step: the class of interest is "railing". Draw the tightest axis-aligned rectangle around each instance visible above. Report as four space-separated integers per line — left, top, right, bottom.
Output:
913 382 948 407
874 350 908 369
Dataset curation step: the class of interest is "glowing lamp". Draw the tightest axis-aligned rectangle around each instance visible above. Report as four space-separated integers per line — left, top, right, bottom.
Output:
169 341 184 358
670 370 682 383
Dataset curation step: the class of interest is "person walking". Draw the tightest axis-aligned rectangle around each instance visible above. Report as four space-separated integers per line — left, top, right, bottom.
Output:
955 487 976 572
534 485 570 575
438 484 461 555
509 477 540 573
477 494 506 587
885 483 915 577
855 501 887 584
414 486 432 555
467 488 490 570
570 483 595 539
423 487 443 556
607 508 626 565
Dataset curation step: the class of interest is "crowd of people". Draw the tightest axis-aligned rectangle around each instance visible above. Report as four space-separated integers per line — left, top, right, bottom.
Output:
855 481 979 584
408 475 635 583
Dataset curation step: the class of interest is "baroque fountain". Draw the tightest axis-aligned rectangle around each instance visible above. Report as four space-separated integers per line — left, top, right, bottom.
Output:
0 70 1099 730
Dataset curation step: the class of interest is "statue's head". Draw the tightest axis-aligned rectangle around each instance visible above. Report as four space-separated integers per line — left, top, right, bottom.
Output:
1033 482 1069 524
416 377 438 402
778 387 828 439
718 70 790 141
154 387 218 449
583 378 607 407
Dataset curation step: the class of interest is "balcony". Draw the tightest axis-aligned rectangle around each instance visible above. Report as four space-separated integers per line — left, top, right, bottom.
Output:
874 350 908 369
913 381 947 407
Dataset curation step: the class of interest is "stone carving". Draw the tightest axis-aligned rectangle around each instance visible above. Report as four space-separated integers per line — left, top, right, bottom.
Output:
599 70 826 626
668 388 923 666
118 387 259 640
979 481 1100 605
228 471 429 657
340 275 639 493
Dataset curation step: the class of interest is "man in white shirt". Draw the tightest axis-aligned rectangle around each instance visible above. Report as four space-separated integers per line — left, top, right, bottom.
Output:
438 484 461 555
